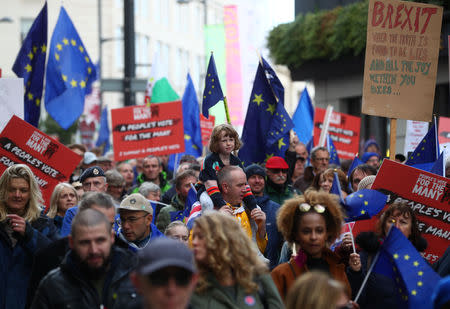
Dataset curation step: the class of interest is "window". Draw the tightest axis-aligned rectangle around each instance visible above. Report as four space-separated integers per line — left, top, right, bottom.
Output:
114 27 124 70
20 18 33 43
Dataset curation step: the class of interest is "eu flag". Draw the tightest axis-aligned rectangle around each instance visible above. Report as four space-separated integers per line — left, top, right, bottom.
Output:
45 7 97 130
373 226 440 308
95 107 110 155
12 3 47 128
292 87 314 144
343 189 387 222
430 151 445 177
168 73 202 171
327 134 340 165
406 124 439 166
239 57 294 166
330 171 345 204
202 53 224 118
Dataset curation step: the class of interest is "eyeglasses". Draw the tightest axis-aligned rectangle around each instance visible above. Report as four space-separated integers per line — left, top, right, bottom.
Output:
298 203 326 213
269 168 288 174
147 268 192 287
119 214 149 224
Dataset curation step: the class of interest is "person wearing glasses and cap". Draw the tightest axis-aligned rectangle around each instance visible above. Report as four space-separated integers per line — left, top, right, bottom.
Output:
264 156 299 206
271 191 362 302
117 193 164 252
130 238 198 309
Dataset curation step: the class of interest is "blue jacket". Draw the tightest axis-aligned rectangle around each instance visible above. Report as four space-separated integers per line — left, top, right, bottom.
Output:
255 195 283 270
0 215 58 309
116 223 164 252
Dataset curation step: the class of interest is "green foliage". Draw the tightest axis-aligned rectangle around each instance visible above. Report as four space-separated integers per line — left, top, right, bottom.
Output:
39 115 78 145
267 0 447 69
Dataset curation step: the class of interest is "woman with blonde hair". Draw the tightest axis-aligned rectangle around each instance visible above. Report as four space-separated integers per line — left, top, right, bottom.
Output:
271 190 362 301
47 182 78 231
286 271 357 309
0 164 58 309
191 211 284 308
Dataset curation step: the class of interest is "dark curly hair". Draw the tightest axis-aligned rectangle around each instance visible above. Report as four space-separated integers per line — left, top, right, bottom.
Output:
277 190 344 245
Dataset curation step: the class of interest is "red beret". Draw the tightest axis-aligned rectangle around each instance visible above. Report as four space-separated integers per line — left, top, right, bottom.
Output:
266 156 289 169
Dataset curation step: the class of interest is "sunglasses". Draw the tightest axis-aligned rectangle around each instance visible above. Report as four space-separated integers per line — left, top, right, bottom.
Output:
298 203 326 213
147 268 192 287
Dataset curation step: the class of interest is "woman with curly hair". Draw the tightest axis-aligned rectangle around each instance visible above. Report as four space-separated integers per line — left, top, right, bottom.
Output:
271 190 362 301
0 164 58 309
46 182 78 232
190 211 284 309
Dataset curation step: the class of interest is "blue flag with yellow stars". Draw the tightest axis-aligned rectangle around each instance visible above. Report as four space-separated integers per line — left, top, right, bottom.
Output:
405 124 439 166
95 107 110 155
168 73 202 172
239 57 294 166
45 6 97 130
373 226 440 309
202 53 224 118
330 171 345 204
327 134 340 166
343 188 387 222
12 2 47 127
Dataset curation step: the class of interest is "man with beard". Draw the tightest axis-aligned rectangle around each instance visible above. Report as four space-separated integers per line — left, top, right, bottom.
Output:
264 156 298 205
31 208 141 309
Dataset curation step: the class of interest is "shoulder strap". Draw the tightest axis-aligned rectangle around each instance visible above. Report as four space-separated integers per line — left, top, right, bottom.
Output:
287 261 297 278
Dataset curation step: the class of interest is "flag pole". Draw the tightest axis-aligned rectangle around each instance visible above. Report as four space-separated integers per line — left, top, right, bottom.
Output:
354 225 393 303
434 114 439 160
223 96 231 124
319 105 333 147
389 118 397 160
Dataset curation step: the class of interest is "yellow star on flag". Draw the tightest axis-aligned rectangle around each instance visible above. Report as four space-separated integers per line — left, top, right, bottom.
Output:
84 56 90 63
411 290 417 296
41 44 46 53
70 80 77 88
27 93 34 100
266 103 276 115
35 98 40 106
55 53 60 61
33 46 38 53
252 94 264 106
364 201 368 206
87 67 92 74
413 261 419 267
417 281 423 286
27 52 34 60
63 38 69 45
79 46 84 52
71 39 77 46
193 145 199 150
62 74 68 82
25 64 32 73
79 80 86 88
418 271 423 276
57 44 62 51
358 194 363 198
278 138 286 149
184 134 191 140
404 255 410 260
393 253 399 259
361 210 366 214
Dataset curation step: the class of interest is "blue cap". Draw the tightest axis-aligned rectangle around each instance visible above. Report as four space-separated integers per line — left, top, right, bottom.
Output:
80 166 105 183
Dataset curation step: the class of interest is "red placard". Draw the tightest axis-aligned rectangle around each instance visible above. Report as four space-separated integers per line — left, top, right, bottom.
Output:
111 101 185 161
356 159 450 263
313 108 361 160
0 116 82 207
200 114 215 146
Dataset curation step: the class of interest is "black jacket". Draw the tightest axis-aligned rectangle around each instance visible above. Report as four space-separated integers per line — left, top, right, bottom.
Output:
30 246 141 309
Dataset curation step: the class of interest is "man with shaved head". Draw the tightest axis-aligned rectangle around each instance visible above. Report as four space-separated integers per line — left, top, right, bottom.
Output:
31 209 141 308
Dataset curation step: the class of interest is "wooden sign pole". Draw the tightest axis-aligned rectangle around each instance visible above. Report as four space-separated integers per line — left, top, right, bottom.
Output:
389 118 397 160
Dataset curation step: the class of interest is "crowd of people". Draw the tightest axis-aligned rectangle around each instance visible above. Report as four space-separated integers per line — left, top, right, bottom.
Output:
0 124 449 309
